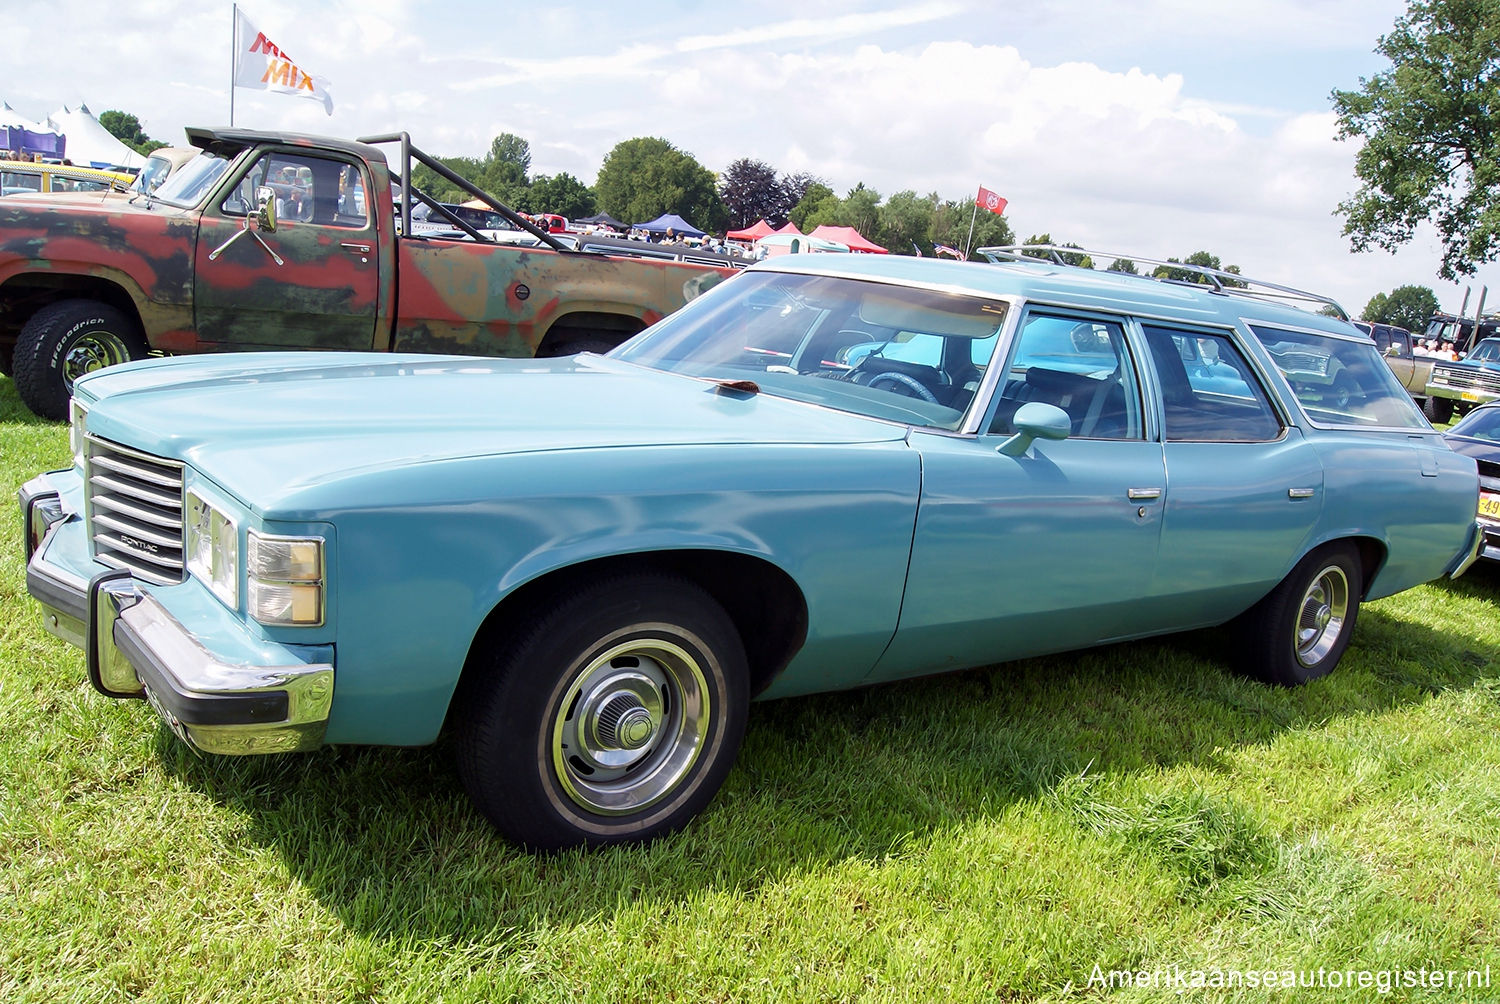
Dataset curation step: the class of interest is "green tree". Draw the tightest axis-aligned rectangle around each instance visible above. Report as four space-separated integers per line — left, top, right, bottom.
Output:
788 183 835 230
1332 0 1500 278
877 190 937 256
411 155 484 204
1107 258 1140 274
525 172 596 219
595 137 727 233
98 109 167 155
1152 250 1244 286
1361 284 1440 331
1023 234 1093 268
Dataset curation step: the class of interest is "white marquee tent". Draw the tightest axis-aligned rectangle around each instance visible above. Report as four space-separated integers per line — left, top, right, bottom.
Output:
46 104 145 170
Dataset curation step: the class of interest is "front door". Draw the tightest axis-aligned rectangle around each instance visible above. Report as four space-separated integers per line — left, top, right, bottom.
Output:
868 309 1167 684
194 149 379 350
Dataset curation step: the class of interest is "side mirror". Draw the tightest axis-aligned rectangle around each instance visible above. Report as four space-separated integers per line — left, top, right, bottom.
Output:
997 401 1072 457
255 185 277 232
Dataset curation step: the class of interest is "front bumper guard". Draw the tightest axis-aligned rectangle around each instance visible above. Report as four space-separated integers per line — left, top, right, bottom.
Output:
1449 520 1487 579
82 572 333 754
22 472 333 756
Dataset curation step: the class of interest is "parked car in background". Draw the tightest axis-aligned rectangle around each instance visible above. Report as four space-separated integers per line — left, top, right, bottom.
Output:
1442 401 1500 563
1425 336 1500 423
20 249 1482 850
1 161 133 197
1353 320 1435 415
129 147 198 196
0 127 736 419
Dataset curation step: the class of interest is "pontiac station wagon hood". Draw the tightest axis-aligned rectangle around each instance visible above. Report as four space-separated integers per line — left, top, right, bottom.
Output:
75 352 909 509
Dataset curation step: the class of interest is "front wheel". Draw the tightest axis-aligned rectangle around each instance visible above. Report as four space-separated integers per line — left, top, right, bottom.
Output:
1232 542 1362 686
12 299 147 420
1424 395 1454 424
456 574 748 849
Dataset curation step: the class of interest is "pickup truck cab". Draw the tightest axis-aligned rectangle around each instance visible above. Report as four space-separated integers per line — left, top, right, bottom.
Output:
0 128 735 419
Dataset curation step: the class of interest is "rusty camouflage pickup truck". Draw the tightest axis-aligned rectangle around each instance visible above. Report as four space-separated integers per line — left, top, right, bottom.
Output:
0 128 739 420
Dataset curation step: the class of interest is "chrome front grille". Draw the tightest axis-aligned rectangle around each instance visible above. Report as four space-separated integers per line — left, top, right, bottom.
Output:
1432 365 1500 394
84 437 186 585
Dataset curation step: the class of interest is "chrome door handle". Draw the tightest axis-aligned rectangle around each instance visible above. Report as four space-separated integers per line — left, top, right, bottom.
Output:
1127 488 1161 500
1288 487 1316 499
341 242 372 254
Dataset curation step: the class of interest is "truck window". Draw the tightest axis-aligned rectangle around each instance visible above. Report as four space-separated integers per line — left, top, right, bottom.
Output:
222 152 368 229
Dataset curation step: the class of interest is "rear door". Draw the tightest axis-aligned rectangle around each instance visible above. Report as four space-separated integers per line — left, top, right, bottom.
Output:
1139 323 1324 626
194 148 379 349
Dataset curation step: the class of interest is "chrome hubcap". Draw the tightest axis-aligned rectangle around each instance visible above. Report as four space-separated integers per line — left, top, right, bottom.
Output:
552 637 711 816
62 331 130 388
1295 564 1349 667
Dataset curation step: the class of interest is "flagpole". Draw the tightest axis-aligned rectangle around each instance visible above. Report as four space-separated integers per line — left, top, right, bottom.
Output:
230 3 237 127
963 200 978 260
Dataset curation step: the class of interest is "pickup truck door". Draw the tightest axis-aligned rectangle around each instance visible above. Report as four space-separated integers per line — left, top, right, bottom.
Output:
194 149 379 350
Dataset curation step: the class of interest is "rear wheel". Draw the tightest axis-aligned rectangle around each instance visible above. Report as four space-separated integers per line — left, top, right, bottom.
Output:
1233 542 1362 686
12 299 147 420
456 574 748 849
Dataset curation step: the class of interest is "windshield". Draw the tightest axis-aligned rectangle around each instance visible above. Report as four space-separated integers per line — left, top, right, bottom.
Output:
1449 406 1500 442
1248 324 1428 429
148 151 231 207
131 156 172 193
614 271 1008 431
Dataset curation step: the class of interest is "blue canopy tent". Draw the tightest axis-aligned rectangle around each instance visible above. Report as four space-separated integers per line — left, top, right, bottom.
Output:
632 213 706 239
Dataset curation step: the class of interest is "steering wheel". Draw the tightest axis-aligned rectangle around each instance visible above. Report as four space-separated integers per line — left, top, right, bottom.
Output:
866 371 940 404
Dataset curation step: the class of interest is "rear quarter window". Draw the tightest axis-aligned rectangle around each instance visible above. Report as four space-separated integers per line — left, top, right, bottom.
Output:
1249 324 1427 429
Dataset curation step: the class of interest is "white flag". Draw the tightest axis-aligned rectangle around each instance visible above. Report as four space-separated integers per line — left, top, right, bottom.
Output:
233 8 334 116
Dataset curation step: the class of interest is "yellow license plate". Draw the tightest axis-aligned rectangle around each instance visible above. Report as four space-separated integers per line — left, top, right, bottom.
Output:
1462 391 1486 402
1480 493 1500 521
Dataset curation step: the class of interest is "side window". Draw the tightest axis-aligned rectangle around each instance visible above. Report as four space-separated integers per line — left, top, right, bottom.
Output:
221 152 368 228
1370 327 1390 352
990 313 1142 439
1142 326 1281 442
1248 324 1428 429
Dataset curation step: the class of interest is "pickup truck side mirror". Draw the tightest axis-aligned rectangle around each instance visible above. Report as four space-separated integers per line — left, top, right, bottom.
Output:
255 185 278 233
1386 344 1401 357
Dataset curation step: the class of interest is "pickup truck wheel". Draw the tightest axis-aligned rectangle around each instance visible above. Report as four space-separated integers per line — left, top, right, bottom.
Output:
1232 542 1362 686
456 574 749 850
13 300 147 421
1424 395 1454 424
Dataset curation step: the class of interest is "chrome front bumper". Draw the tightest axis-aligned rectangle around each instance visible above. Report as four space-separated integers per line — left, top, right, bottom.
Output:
21 475 333 755
1449 519 1488 578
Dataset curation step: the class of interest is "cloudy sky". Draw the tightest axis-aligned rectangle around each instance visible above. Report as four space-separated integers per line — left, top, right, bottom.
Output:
5 0 1496 319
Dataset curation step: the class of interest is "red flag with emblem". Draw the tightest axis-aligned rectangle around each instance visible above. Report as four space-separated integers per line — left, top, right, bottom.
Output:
976 186 1007 216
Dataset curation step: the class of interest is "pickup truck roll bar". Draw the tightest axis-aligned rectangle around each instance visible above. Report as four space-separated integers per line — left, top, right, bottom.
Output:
357 132 569 252
977 244 1350 321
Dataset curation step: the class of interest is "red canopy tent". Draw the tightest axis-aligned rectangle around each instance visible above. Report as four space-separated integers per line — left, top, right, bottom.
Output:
774 221 803 235
726 219 776 241
808 225 887 253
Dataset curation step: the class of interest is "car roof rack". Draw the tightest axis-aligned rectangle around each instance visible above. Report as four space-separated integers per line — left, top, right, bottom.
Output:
975 244 1350 321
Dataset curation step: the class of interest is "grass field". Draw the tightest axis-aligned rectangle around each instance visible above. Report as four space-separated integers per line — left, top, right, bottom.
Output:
2 374 1498 1003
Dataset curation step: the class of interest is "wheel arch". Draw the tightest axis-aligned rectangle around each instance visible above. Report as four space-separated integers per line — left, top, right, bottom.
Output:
0 268 147 346
535 310 646 355
447 549 809 731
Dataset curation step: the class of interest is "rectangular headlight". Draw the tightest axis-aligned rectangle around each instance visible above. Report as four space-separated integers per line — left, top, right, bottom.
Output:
186 491 238 608
248 530 324 626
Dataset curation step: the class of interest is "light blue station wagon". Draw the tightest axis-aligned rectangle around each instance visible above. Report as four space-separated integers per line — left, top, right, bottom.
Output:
20 249 1484 848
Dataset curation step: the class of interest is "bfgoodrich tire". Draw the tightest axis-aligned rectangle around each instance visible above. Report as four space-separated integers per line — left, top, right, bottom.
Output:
12 300 147 421
1233 542 1362 686
456 574 749 850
